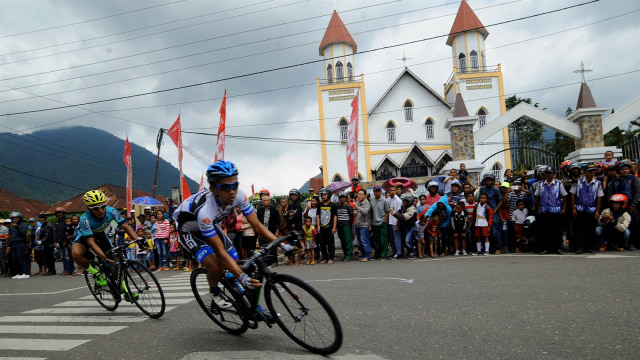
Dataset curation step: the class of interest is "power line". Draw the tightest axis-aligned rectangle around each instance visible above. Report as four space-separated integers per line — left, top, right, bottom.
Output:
0 0 600 118
0 163 85 191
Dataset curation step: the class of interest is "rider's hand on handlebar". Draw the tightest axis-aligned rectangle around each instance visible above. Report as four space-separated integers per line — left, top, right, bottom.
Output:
239 273 261 289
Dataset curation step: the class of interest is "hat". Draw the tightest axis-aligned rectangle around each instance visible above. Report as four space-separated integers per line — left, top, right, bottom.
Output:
500 182 511 188
130 209 136 213
373 185 382 191
585 163 597 171
3 218 11 223
451 181 461 187
309 188 314 191
28 217 37 222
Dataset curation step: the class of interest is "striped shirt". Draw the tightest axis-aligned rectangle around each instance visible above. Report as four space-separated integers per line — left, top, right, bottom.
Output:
155 219 170 239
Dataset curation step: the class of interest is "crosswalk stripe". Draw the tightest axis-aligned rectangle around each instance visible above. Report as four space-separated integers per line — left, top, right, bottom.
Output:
0 325 127 334
155 286 193 291
0 357 46 360
78 291 192 300
0 316 146 323
24 307 176 314
55 298 192 307
0 338 90 351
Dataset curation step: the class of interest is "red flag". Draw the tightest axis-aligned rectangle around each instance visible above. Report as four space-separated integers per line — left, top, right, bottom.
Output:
215 90 227 162
123 136 132 214
346 91 359 180
198 172 205 192
167 115 186 199
251 184 255 197
181 175 192 199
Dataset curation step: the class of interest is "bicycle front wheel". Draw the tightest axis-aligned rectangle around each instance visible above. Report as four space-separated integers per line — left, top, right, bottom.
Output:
124 261 166 319
190 268 249 335
84 269 119 311
264 274 343 355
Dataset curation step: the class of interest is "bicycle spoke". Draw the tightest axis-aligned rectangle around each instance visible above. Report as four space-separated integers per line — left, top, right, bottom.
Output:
125 261 166 319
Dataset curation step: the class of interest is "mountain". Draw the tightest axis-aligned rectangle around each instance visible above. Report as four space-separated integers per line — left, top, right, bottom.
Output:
0 126 199 205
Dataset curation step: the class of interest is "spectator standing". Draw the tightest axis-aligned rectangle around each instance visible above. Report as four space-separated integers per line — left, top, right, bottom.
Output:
353 189 372 262
370 185 390 260
608 160 639 250
447 182 464 208
154 210 171 270
53 207 72 275
0 219 8 276
284 189 303 234
169 223 181 270
302 216 317 264
571 163 603 253
165 198 178 221
334 192 354 261
426 197 452 256
394 194 417 259
387 186 402 258
240 211 256 260
29 218 46 275
478 173 502 253
443 169 459 195
350 177 362 199
534 166 568 254
39 214 56 276
512 200 529 252
303 196 320 262
506 180 530 252
317 188 337 264
459 163 469 185
257 196 280 245
278 198 290 237
61 217 76 275
425 212 441 258
450 202 469 256
471 193 493 256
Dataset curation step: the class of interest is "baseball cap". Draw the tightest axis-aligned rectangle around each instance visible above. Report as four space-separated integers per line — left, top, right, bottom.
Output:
500 182 511 188
28 217 37 222
585 163 597 171
373 185 382 191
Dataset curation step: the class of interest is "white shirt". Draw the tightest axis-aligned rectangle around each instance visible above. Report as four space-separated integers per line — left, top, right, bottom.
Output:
387 195 402 226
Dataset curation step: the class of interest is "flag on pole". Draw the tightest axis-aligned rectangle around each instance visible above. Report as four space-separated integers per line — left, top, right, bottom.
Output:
123 135 132 214
198 172 205 192
181 176 192 199
346 91 359 180
167 115 186 200
214 90 227 162
251 184 255 197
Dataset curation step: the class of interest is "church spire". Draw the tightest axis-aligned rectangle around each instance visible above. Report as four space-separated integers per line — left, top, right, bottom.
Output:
446 0 489 46
319 10 357 56
576 82 597 109
453 92 470 117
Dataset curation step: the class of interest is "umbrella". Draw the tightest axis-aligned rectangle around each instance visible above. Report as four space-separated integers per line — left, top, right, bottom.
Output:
325 181 351 193
382 177 418 193
130 196 163 206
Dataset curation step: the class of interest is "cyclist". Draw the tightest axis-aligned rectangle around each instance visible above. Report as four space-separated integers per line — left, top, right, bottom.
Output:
71 190 141 292
173 160 279 315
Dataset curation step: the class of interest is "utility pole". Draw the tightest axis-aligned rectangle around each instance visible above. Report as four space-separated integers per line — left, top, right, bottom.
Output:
151 129 164 199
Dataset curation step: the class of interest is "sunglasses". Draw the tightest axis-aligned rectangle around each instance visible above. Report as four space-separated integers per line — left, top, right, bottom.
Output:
215 182 240 192
88 204 107 211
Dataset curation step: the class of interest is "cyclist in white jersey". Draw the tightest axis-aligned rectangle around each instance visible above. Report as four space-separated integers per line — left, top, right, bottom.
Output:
173 160 278 310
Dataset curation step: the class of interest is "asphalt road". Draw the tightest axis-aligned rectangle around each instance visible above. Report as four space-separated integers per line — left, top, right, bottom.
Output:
0 252 638 360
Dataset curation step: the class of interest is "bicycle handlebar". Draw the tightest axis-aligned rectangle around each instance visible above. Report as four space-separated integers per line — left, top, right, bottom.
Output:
241 231 300 273
105 239 146 259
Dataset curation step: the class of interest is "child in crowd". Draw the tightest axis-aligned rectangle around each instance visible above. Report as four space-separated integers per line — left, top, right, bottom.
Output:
512 199 528 253
169 223 181 270
302 216 317 265
135 228 148 265
143 230 155 269
464 192 477 252
459 163 469 185
450 201 469 256
425 212 440 258
416 194 427 215
601 150 618 167
472 193 493 256
412 214 429 258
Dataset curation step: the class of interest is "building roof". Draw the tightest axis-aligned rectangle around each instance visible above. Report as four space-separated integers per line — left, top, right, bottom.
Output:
41 183 168 215
0 187 50 219
446 0 489 46
576 82 597 109
452 92 470 117
319 11 357 55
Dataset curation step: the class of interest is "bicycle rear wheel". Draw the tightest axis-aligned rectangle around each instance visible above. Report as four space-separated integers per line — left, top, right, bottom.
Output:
190 268 249 335
264 273 343 355
84 267 119 311
124 261 166 319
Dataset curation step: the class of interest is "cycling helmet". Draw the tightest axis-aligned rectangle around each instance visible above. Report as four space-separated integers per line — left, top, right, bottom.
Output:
568 162 581 173
338 191 348 198
9 211 23 219
319 188 331 196
617 160 632 170
55 206 66 213
481 172 495 182
206 160 238 184
401 193 415 205
289 189 300 197
609 193 628 209
426 181 439 191
83 190 106 206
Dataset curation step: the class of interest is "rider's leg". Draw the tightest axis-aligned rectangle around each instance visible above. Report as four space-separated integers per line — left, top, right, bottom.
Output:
71 243 90 271
202 254 223 289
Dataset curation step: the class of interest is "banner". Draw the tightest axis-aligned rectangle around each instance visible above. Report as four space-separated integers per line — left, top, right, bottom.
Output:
215 89 227 162
123 135 132 214
346 91 359 180
181 175 192 199
167 115 185 200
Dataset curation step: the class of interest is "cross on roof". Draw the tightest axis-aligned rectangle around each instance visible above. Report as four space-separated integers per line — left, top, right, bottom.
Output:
397 51 412 67
573 61 593 83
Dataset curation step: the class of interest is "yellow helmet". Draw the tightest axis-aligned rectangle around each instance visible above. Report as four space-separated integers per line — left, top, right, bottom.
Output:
83 190 106 206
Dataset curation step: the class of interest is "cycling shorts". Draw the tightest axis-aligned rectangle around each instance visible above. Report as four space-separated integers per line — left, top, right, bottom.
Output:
72 231 113 260
178 224 239 264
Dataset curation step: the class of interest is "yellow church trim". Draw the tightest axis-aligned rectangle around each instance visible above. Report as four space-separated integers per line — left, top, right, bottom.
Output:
476 33 483 69
495 64 511 168
370 145 451 155
360 77 371 182
330 44 335 83
317 78 329 186
464 32 469 67
457 71 500 80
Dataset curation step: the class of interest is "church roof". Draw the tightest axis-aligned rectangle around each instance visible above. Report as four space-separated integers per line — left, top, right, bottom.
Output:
453 92 470 117
319 11 357 55
576 82 597 109
368 67 451 115
446 0 489 46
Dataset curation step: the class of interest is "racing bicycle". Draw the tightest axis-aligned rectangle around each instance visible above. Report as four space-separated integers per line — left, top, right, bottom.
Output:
190 234 343 355
84 241 166 318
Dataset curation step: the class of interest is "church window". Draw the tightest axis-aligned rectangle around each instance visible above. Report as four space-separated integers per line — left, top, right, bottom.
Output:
478 109 486 128
425 118 434 139
404 101 413 122
339 118 348 142
332 174 343 182
470 50 478 71
347 62 354 81
327 64 333 84
336 61 344 82
458 53 466 73
492 163 502 182
386 122 396 143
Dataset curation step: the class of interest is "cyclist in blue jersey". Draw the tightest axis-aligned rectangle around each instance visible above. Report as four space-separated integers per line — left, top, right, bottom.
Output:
173 160 280 312
72 190 141 285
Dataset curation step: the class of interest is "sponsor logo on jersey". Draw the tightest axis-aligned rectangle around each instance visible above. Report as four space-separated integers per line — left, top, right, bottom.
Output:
202 217 212 224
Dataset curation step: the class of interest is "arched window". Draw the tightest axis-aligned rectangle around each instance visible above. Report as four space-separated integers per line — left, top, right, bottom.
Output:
425 118 434 139
492 163 502 182
327 64 333 84
478 108 487 128
386 122 396 143
470 50 478 71
339 118 348 142
335 61 344 82
404 100 413 122
347 62 354 81
332 174 343 182
458 53 466 73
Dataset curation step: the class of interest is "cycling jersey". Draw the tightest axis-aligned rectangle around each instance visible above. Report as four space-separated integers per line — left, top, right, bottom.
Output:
76 206 125 240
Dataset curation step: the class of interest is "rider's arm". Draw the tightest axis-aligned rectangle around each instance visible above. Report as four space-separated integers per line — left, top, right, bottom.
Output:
120 222 139 242
86 237 109 262
206 233 249 280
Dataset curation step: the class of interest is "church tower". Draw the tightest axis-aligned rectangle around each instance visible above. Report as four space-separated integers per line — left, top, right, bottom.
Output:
317 11 370 185
443 0 511 173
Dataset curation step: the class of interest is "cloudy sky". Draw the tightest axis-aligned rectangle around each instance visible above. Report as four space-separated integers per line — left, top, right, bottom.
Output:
0 0 638 195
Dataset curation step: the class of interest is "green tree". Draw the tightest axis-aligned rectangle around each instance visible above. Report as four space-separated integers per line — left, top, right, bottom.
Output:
604 127 626 146
505 95 546 169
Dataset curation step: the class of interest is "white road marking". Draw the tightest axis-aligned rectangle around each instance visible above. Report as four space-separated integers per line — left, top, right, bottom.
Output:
55 298 192 307
0 338 90 351
0 316 146 323
0 325 126 334
0 286 86 297
24 307 176 314
307 277 413 284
